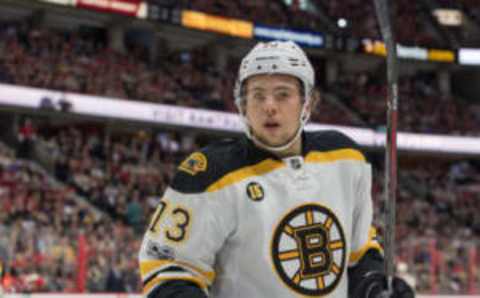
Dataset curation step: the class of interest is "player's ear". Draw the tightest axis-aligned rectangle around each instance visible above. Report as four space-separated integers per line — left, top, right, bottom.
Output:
238 81 249 116
306 88 321 115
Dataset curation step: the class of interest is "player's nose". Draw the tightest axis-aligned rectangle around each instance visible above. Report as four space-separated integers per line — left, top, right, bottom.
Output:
263 96 278 115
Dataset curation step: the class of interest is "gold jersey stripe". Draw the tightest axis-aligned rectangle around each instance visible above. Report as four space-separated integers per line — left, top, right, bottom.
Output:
143 275 207 295
349 226 383 264
139 260 215 283
206 149 364 192
278 250 300 261
369 226 378 238
349 241 383 264
207 159 284 192
305 149 366 164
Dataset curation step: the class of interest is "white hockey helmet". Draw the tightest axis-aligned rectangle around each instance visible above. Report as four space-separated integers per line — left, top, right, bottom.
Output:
233 40 315 152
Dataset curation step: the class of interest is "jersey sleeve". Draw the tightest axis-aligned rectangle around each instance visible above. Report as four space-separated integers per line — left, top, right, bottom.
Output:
348 162 383 267
138 152 237 297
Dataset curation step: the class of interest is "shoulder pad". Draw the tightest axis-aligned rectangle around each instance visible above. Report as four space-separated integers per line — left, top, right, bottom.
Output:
170 138 250 193
305 130 366 159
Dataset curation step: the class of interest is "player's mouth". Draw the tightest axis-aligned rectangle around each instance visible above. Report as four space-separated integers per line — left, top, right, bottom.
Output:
264 121 280 132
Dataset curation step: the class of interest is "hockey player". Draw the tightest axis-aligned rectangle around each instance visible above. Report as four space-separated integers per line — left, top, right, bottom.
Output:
138 40 414 298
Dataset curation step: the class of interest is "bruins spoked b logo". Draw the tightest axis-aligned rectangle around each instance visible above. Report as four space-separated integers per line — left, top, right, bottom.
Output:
271 203 346 296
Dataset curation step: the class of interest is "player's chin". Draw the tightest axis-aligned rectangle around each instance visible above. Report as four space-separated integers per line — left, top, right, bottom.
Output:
257 134 287 147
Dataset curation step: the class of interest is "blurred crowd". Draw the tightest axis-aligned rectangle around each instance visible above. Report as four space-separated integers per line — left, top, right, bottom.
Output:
0 2 480 295
322 0 440 46
434 0 480 46
332 71 480 135
1 121 480 294
1 21 480 134
0 20 364 128
176 0 289 29
44 125 193 230
0 142 141 293
0 21 225 110
170 0 439 47
371 159 480 293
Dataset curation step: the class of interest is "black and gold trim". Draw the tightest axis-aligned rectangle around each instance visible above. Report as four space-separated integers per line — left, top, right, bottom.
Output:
207 160 282 192
349 227 383 265
170 137 277 194
271 203 347 296
139 260 215 296
246 181 265 201
170 130 365 194
178 152 208 175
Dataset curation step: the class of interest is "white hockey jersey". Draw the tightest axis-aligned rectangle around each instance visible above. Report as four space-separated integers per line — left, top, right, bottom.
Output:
139 130 382 298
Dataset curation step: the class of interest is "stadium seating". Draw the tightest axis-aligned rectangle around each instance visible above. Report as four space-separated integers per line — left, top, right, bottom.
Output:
0 0 479 294
1 21 479 135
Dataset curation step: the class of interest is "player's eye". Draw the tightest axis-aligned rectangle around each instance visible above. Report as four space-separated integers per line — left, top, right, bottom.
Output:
251 92 266 101
275 91 290 100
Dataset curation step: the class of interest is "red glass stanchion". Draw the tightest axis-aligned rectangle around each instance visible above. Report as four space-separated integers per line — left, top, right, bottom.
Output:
429 239 438 294
469 245 477 294
76 233 88 293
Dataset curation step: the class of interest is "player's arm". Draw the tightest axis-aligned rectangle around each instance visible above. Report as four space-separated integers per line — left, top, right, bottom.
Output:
348 252 414 298
347 232 385 297
147 280 206 298
347 162 414 298
139 151 237 298
139 190 219 298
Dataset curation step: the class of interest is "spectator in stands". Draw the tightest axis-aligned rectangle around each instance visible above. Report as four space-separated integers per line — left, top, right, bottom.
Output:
0 58 13 84
126 190 144 233
2 20 479 135
105 259 126 292
0 6 480 293
16 118 36 159
2 119 480 294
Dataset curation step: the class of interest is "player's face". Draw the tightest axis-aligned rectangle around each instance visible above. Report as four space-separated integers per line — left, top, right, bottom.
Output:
244 74 304 148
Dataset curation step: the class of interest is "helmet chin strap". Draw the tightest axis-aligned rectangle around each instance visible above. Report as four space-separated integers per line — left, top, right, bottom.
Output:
250 123 303 153
243 101 310 154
